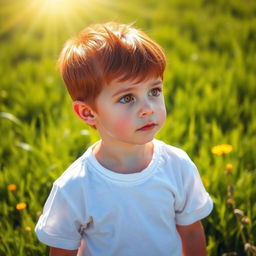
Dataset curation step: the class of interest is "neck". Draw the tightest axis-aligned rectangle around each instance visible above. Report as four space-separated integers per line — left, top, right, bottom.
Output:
93 139 154 174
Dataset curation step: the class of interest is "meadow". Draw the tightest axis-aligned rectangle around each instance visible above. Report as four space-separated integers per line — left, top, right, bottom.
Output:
0 0 255 255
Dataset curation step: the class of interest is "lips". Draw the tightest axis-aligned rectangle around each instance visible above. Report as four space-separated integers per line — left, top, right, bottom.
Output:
137 122 156 131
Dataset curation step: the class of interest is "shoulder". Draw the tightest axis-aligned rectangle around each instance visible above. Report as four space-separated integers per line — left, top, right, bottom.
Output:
53 146 92 194
155 139 193 165
154 139 198 181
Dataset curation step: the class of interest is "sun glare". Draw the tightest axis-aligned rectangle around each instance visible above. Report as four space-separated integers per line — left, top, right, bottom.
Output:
0 0 116 56
34 0 72 17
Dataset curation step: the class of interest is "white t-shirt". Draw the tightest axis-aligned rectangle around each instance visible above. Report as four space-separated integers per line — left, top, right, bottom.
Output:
35 139 213 256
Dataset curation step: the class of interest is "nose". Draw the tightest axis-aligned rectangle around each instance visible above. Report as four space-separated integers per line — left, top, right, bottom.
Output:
138 101 154 118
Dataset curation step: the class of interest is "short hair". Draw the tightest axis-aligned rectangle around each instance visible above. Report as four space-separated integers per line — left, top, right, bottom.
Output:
58 22 166 109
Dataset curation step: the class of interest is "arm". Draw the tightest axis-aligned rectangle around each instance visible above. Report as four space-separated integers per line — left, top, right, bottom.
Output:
176 221 207 256
49 247 78 256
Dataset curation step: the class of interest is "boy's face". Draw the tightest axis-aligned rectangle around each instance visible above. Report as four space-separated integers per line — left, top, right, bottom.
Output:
94 76 166 146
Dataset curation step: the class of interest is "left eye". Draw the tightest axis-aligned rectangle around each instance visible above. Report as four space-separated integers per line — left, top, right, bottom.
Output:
149 88 161 96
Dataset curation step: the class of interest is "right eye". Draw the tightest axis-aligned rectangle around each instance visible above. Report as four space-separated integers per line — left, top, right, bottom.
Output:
119 94 134 104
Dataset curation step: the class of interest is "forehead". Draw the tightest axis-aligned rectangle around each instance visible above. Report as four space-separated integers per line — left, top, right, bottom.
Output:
105 76 162 91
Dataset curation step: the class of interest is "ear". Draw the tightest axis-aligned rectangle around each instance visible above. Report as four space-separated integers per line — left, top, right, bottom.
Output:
73 101 97 126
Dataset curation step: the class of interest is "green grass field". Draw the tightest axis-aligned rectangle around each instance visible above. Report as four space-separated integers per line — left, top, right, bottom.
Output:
0 0 255 255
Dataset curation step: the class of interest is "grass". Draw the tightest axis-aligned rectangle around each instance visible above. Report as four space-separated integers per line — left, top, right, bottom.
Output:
0 0 255 255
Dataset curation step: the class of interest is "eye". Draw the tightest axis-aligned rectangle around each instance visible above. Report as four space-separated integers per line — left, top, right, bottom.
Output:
149 87 162 97
119 94 135 104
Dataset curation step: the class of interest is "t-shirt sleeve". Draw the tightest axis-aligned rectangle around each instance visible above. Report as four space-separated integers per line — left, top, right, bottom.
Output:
174 155 213 226
35 184 84 250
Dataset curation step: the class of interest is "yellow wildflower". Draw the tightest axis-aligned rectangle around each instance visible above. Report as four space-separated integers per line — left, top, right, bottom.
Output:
211 144 233 155
8 184 17 192
16 202 27 211
226 163 233 174
25 226 32 232
226 163 233 170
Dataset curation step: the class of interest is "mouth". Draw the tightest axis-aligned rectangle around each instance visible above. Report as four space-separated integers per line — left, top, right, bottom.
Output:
137 122 157 131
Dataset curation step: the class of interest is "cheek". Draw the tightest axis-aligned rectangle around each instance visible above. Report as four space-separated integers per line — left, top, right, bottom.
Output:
111 114 134 133
157 102 167 124
159 111 166 128
100 108 134 134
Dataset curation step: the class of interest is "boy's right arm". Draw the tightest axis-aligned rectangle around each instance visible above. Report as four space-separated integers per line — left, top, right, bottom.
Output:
49 247 78 256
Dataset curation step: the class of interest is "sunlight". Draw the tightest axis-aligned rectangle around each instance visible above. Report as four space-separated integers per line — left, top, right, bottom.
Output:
33 0 73 17
0 0 117 56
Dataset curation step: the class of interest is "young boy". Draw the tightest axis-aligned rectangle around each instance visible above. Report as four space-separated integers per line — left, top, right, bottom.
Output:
35 22 213 256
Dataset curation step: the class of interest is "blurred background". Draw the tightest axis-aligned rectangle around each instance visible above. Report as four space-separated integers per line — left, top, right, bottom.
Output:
0 0 255 255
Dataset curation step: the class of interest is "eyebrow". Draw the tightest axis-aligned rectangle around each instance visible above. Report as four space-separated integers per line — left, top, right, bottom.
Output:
112 79 162 98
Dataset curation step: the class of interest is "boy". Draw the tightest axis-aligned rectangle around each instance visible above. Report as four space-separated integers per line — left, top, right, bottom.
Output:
35 22 213 256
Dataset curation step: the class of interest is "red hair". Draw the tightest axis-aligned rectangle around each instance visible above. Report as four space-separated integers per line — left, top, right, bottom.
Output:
58 22 166 109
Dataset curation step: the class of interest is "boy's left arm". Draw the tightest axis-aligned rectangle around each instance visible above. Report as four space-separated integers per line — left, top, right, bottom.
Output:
176 220 207 256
